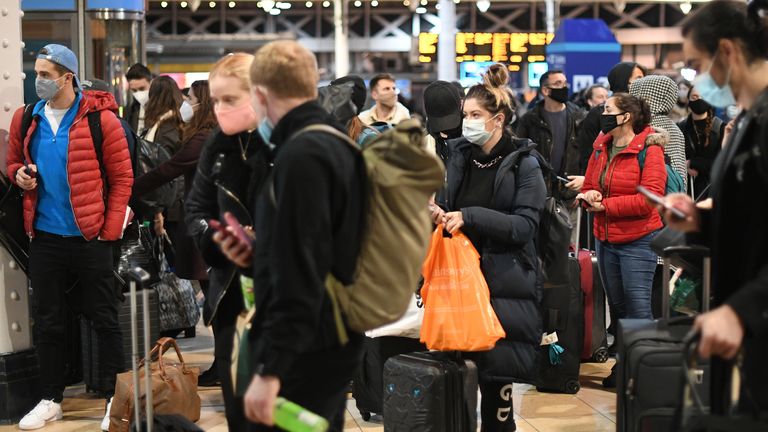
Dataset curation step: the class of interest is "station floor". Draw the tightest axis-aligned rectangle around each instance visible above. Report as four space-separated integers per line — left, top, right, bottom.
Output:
0 322 617 432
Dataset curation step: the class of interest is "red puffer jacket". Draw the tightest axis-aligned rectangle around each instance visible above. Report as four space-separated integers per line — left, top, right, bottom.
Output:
582 126 666 244
7 92 133 241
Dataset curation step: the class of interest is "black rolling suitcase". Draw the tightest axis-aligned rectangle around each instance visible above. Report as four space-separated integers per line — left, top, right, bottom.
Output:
123 267 202 432
353 336 426 421
617 245 711 432
536 207 587 394
81 289 160 394
383 351 477 432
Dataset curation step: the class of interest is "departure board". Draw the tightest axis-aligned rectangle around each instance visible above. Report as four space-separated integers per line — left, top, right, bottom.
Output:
418 32 554 72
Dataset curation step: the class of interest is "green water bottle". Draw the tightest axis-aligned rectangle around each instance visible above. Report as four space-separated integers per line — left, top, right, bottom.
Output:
274 397 329 432
240 275 255 310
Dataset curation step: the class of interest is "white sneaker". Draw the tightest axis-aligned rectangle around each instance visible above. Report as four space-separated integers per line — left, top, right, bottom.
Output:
18 399 62 430
101 397 113 432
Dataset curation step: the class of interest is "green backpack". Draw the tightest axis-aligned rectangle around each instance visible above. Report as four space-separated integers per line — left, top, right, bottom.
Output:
284 120 445 344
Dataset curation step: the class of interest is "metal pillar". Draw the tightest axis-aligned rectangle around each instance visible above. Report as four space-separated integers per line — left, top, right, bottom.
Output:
0 0 32 355
545 0 557 34
334 0 349 78
437 0 457 81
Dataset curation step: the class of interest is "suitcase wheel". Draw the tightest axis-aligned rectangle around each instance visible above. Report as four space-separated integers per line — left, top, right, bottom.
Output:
593 348 609 364
565 380 581 394
184 327 196 338
360 411 371 422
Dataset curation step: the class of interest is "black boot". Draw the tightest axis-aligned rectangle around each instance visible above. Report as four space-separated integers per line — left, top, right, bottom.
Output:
602 364 617 388
198 359 221 387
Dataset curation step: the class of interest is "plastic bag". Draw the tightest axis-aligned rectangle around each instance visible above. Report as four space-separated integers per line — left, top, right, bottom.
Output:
419 226 506 351
365 295 423 339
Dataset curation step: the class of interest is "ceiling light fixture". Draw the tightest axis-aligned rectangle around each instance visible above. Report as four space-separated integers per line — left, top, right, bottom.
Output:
476 0 490 12
680 2 692 14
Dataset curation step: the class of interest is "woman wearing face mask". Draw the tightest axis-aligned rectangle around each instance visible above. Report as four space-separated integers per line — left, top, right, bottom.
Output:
577 93 666 387
184 53 271 432
132 80 216 312
433 64 546 432
142 75 184 154
660 0 768 418
678 86 725 198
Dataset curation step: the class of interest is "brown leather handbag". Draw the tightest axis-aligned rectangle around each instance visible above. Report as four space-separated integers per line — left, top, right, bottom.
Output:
109 337 201 432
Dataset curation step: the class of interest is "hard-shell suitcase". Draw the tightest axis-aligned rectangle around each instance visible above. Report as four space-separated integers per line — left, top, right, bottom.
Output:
578 212 609 363
119 267 202 432
536 208 586 394
616 245 711 432
353 336 426 421
383 351 478 432
0 350 40 424
81 289 160 394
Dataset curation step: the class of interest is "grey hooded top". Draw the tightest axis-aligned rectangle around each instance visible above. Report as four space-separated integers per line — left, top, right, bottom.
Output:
629 75 688 188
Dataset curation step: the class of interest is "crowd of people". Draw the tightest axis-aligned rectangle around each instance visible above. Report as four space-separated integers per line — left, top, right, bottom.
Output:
5 0 768 431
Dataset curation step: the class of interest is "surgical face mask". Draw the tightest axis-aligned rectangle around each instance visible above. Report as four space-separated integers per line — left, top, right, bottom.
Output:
35 75 66 101
693 52 736 109
215 101 259 136
600 112 628 134
462 114 499 146
180 101 198 123
258 118 274 144
133 90 149 107
547 86 569 104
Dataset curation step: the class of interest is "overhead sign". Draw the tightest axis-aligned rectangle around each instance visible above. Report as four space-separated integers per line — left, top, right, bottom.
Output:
419 32 554 72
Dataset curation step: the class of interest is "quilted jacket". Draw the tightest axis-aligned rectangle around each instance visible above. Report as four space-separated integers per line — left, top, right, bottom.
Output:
582 126 666 244
7 92 133 240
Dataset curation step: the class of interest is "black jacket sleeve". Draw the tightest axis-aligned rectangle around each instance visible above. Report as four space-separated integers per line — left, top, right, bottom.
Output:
577 106 602 174
257 141 340 380
133 130 209 198
183 133 230 268
461 155 546 246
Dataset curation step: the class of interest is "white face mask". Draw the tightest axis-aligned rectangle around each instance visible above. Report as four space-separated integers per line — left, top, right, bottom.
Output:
462 114 500 146
180 101 198 123
133 90 149 107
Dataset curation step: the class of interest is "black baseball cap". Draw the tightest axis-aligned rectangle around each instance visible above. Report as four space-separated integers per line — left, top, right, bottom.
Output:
423 80 463 135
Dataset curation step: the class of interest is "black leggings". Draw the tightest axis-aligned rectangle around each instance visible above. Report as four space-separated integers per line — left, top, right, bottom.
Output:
480 381 517 432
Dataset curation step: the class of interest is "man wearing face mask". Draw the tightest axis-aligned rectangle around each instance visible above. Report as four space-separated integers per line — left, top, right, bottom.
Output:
7 44 133 431
124 63 153 134
358 73 411 126
423 80 465 163
516 70 586 197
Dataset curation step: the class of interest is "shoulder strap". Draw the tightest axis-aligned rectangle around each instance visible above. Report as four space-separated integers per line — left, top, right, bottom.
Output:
290 124 360 152
87 111 106 180
19 104 36 156
637 146 647 170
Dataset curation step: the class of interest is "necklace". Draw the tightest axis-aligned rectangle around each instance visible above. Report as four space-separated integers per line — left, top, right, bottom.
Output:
238 133 252 161
472 155 504 169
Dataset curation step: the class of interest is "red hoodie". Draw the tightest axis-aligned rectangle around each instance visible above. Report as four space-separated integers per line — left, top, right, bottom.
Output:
7 91 133 241
582 126 667 244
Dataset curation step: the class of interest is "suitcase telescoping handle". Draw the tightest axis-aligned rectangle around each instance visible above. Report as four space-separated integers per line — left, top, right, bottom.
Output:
127 267 153 432
661 245 711 319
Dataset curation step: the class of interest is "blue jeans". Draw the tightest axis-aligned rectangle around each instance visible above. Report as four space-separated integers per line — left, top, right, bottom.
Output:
595 231 659 320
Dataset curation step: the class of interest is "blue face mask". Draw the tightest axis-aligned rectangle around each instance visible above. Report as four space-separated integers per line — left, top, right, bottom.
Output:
258 118 273 145
693 52 736 109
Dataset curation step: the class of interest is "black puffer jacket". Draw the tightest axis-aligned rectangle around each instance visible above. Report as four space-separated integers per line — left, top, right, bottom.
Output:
440 137 547 383
184 129 271 325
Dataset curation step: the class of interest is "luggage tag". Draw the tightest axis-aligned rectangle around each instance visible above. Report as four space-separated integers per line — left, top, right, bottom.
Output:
541 332 564 365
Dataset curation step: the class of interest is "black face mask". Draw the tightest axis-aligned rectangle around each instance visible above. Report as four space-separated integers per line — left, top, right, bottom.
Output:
600 112 627 134
548 87 569 104
689 99 711 115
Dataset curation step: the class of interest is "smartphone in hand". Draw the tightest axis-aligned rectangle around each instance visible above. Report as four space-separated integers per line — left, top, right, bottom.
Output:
636 186 687 219
223 212 253 247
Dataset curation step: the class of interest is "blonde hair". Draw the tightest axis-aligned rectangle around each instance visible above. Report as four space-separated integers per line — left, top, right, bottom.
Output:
250 40 319 99
210 53 254 92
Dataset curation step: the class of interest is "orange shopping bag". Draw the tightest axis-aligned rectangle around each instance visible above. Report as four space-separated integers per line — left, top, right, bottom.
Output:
419 225 506 351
